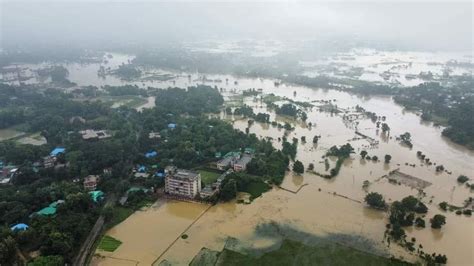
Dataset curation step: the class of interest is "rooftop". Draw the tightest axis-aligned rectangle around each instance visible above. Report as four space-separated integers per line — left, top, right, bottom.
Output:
50 147 66 156
169 169 200 181
236 155 253 165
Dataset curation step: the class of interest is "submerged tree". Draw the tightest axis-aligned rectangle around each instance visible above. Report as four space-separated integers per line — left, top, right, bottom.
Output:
364 192 386 209
293 160 304 174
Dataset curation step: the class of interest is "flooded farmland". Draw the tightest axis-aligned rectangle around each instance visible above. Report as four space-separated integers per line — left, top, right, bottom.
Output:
2 52 473 265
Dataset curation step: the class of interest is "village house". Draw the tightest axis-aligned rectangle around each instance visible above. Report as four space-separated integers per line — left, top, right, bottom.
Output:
83 175 100 191
164 166 201 198
216 151 240 170
43 156 57 168
79 129 111 140
233 154 253 172
148 132 161 139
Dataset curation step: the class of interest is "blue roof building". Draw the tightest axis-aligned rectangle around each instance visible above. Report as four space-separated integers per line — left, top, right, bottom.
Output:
168 123 177 129
138 165 147 172
145 151 158 158
50 147 66 156
11 223 29 231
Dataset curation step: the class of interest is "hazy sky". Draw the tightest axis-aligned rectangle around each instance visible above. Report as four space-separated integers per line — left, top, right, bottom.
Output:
1 0 472 51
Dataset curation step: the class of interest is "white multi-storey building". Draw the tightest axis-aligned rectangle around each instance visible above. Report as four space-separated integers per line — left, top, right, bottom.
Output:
165 166 201 198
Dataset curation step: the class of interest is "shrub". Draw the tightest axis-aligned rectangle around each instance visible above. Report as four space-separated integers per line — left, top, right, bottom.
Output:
457 175 469 183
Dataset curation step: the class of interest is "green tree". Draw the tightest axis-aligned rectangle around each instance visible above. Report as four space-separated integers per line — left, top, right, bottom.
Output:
364 192 386 209
0 236 17 265
384 154 392 163
457 175 469 183
292 160 304 174
430 214 446 229
360 150 368 159
28 255 64 266
220 179 237 202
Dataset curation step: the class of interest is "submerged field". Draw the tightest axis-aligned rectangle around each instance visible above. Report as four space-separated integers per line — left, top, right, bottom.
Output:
190 239 411 266
5 52 471 266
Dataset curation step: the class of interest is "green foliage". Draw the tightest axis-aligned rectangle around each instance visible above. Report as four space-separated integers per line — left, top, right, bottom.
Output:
430 214 446 229
414 217 425 228
384 154 392 163
282 141 297 160
326 143 354 159
196 239 411 266
219 179 237 202
28 255 64 266
0 235 17 265
364 192 386 209
233 105 255 117
457 175 469 183
439 201 448 211
155 86 224 115
360 150 368 159
220 173 270 201
113 63 141 80
246 150 289 185
292 160 304 174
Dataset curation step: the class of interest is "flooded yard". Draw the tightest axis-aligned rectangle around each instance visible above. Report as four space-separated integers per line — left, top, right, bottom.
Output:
3 52 473 265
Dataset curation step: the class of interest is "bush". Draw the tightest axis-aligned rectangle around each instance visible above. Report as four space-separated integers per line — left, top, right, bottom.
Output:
292 160 304 174
364 192 386 209
439 201 448 211
430 214 446 229
457 175 469 183
415 217 425 228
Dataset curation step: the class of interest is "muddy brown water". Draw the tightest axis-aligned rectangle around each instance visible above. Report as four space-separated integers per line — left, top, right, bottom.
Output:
94 86 473 266
2 54 472 265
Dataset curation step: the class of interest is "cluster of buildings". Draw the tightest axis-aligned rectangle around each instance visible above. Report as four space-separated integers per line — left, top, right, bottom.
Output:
164 149 254 200
43 147 66 168
79 129 111 140
0 160 18 185
216 149 254 172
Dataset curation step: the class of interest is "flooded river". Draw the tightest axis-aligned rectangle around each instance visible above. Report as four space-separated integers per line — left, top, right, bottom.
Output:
2 52 473 265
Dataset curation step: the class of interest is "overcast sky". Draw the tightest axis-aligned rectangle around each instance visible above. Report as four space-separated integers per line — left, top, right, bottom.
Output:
1 0 472 51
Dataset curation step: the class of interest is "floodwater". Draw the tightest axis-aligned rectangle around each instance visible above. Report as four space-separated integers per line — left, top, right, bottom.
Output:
2 52 473 265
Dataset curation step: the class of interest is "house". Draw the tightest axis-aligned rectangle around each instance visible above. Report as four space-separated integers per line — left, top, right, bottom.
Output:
0 166 18 184
79 129 111 140
11 223 29 232
216 151 241 170
168 123 177 129
149 132 161 139
35 200 65 216
145 151 158 158
50 147 66 157
233 154 253 172
200 186 217 198
83 175 100 191
43 156 57 168
89 190 105 202
165 166 201 198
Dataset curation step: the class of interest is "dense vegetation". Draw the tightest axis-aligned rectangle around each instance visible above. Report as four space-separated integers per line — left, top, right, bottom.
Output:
0 84 286 264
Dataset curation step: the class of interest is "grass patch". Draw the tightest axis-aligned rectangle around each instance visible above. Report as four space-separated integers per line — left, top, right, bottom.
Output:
197 239 410 266
98 235 122 252
96 95 148 109
198 170 221 185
